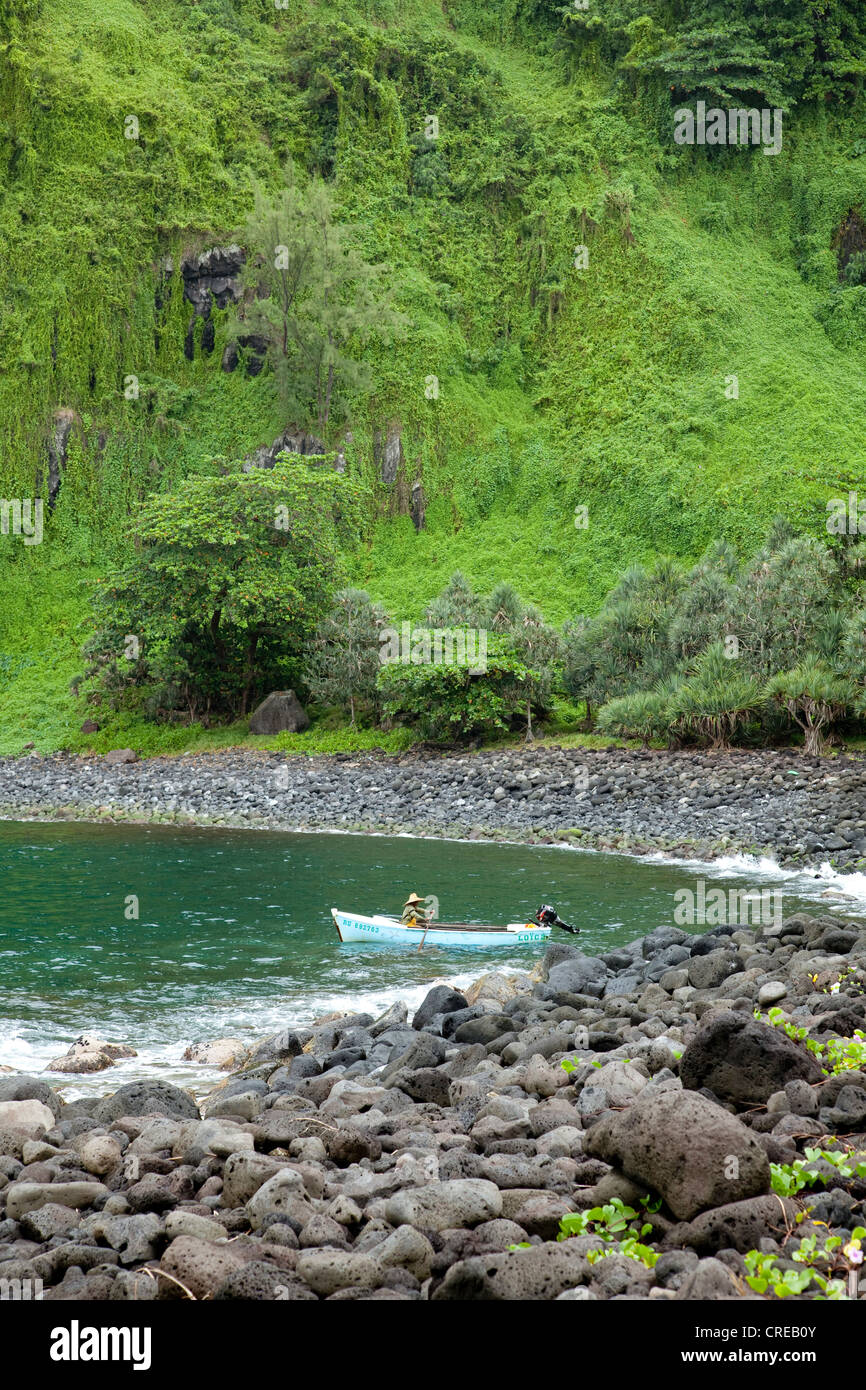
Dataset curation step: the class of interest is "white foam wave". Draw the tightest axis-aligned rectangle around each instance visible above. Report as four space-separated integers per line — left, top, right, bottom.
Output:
638 848 866 914
809 862 866 903
0 972 488 1098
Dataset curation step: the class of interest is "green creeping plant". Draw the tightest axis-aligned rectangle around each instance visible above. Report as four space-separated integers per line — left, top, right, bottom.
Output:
557 1199 659 1269
770 1148 866 1197
759 1008 866 1076
744 1250 847 1300
745 1225 866 1300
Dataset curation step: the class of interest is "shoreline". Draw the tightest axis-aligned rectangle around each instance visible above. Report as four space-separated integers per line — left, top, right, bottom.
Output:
1 742 865 872
4 742 865 1104
0 801 766 865
2 907 865 1302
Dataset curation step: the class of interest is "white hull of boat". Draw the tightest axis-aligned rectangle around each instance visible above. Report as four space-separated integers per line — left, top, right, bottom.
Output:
331 909 551 948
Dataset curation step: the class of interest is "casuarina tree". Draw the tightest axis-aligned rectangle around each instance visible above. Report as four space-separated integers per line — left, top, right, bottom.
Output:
306 588 391 724
231 172 408 435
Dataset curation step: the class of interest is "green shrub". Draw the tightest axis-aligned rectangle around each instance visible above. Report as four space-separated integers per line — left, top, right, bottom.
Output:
85 458 361 722
765 661 856 756
376 631 534 742
305 588 390 724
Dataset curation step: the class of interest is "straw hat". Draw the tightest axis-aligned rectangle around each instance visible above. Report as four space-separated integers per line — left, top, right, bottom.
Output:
403 892 423 907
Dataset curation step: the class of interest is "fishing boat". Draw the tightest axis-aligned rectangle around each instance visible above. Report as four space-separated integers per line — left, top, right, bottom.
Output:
331 908 552 949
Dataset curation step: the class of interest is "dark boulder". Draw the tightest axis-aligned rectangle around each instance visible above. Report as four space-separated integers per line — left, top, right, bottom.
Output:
93 1081 199 1124
214 1262 316 1301
222 334 268 376
585 1088 770 1221
380 1032 448 1081
431 1242 589 1301
811 1007 866 1039
687 950 738 991
412 986 468 1031
453 1014 514 1045
819 928 860 954
440 1005 486 1038
245 1030 303 1068
538 942 583 977
819 1084 866 1133
544 953 609 998
249 691 309 735
395 1068 452 1107
680 1010 822 1105
243 428 327 470
673 1257 745 1300
668 1195 799 1255
0 1075 62 1119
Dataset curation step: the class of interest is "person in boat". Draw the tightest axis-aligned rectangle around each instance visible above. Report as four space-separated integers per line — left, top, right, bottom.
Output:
401 892 431 927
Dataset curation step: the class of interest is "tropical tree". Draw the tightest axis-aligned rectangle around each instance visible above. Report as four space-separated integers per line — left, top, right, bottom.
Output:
483 583 562 738
424 571 485 628
595 689 672 747
562 559 684 718
306 589 390 724
725 537 839 678
232 174 408 434
377 634 534 744
812 609 849 672
561 615 600 724
552 0 866 106
668 540 738 662
508 604 562 740
86 459 359 721
840 608 866 686
766 662 856 757
666 642 765 750
485 580 525 635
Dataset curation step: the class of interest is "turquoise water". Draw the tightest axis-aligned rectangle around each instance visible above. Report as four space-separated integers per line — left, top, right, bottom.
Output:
0 820 861 1094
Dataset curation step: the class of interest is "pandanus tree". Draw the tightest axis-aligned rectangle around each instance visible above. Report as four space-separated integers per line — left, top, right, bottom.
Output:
424 572 486 629
725 536 839 679
667 643 765 750
765 662 856 757
595 689 672 747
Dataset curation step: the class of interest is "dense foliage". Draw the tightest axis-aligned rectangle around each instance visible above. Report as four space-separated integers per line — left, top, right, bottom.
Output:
583 527 866 750
85 457 360 721
553 0 866 109
306 588 390 725
377 632 536 743
3 0 866 754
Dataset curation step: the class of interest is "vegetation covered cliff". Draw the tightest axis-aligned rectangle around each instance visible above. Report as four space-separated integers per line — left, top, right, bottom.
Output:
2 0 866 750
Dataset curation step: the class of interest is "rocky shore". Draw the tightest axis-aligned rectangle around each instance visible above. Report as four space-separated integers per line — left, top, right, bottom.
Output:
1 910 865 1302
2 743 866 868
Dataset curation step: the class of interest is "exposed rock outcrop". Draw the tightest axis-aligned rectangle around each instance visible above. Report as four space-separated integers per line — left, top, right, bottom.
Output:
249 690 309 735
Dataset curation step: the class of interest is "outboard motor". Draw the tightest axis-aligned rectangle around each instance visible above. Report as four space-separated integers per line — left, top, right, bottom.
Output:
535 904 579 935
